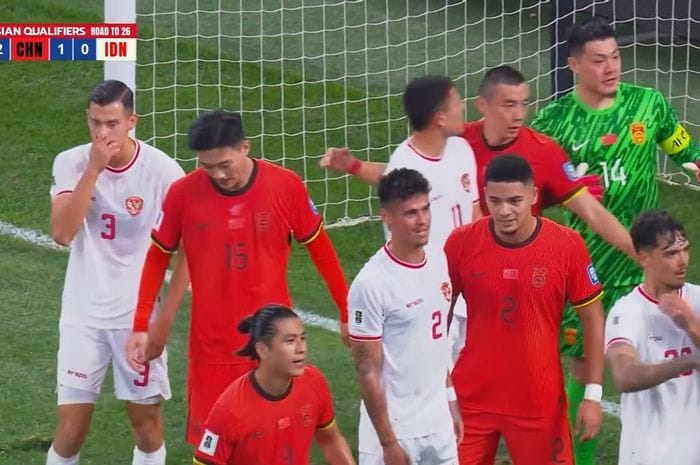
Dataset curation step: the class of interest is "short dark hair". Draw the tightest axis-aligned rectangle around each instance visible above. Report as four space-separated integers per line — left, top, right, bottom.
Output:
568 16 616 57
478 66 526 100
378 168 430 208
88 80 133 113
630 210 688 253
236 304 300 361
403 75 454 131
484 154 533 185
187 110 246 151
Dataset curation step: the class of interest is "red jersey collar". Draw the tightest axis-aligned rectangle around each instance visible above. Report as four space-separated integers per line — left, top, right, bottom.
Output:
637 285 684 304
106 139 140 173
383 242 427 269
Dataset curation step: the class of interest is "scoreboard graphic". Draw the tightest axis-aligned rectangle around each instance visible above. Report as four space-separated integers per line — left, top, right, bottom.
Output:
0 23 137 61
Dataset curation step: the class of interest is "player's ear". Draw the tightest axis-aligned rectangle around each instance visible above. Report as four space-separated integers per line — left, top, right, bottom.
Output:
531 185 539 206
379 207 391 230
567 55 578 73
127 113 138 131
255 340 269 361
475 96 487 115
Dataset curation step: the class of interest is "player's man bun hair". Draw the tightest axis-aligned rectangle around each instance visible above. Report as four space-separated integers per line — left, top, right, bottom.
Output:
187 109 247 152
236 304 299 360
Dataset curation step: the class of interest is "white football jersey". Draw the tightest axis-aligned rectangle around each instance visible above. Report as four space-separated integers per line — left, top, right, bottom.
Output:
384 136 478 319
348 244 453 451
50 140 184 329
605 284 700 465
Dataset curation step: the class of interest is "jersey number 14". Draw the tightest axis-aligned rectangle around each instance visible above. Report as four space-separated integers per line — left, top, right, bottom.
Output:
598 159 627 188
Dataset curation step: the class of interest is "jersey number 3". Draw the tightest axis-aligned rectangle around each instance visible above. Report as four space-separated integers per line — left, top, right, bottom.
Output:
100 213 116 240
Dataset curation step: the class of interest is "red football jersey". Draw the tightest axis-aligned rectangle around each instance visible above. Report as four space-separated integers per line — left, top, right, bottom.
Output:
192 365 335 465
152 159 322 363
444 217 603 417
461 121 582 215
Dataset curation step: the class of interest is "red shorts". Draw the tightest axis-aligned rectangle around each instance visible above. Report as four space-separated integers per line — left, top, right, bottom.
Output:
185 361 256 445
458 399 572 465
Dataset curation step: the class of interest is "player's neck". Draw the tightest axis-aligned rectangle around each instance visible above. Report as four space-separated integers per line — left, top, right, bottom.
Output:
495 215 538 245
108 138 137 169
409 129 446 159
575 85 615 110
481 121 516 148
387 241 425 265
253 367 292 398
228 158 255 191
641 280 682 301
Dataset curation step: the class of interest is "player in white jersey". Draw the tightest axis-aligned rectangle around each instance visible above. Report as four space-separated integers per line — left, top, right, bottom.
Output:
46 81 184 465
349 168 462 465
605 210 700 465
323 75 480 361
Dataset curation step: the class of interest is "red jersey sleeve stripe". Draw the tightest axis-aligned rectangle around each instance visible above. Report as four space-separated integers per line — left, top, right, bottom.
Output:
53 190 73 197
317 416 336 431
570 289 604 309
559 185 586 205
297 219 323 245
349 334 382 341
151 235 178 254
606 337 633 351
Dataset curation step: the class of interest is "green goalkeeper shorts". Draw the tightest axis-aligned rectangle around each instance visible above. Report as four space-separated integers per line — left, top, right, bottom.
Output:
559 285 636 358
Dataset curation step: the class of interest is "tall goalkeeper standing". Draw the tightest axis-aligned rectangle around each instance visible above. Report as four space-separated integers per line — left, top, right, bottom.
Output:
531 16 700 465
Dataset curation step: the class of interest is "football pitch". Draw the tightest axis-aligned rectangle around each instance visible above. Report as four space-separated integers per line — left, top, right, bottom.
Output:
2 1 700 464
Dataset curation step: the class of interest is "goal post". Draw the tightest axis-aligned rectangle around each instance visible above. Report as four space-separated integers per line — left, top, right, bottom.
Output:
109 1 700 227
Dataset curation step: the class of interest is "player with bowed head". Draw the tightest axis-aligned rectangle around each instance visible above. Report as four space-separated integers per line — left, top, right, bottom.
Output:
531 17 700 464
444 154 604 465
325 75 481 362
605 211 700 465
349 168 463 465
193 304 355 465
126 109 350 446
47 80 185 465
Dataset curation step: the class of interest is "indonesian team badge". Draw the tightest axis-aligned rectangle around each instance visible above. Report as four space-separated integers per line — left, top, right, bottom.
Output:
125 196 143 216
441 281 452 302
629 122 646 145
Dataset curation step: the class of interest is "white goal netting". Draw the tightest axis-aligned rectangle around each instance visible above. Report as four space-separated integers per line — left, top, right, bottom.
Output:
134 0 700 227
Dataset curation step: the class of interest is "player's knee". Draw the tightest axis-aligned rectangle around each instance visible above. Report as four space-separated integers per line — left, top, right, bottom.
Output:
127 401 163 450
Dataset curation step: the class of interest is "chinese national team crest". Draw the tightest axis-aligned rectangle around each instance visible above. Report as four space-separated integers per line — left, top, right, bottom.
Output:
125 196 143 216
629 122 646 145
441 281 452 302
531 267 547 288
460 173 471 192
255 211 270 232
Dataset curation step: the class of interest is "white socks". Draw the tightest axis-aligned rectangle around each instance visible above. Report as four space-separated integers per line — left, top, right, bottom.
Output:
46 445 80 465
132 443 166 465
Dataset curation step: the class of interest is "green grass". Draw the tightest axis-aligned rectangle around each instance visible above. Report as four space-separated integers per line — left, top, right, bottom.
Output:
2 1 700 464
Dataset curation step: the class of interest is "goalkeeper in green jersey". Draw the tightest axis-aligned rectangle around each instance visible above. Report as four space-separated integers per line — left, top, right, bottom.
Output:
531 16 700 465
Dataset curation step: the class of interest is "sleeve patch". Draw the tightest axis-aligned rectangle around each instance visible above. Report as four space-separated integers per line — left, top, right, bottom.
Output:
562 161 577 181
587 263 600 285
660 123 691 155
197 430 220 457
308 196 319 215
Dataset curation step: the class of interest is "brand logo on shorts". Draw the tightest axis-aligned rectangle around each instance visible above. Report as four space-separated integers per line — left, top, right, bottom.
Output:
586 263 599 285
67 369 87 379
198 430 219 456
532 267 547 288
125 196 143 216
562 162 578 181
460 173 471 192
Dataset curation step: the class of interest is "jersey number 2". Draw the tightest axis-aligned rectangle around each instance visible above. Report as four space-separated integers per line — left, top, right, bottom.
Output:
431 311 443 340
100 213 116 240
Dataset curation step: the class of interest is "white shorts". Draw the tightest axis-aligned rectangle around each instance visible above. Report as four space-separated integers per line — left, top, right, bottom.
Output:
56 324 171 404
359 426 458 465
448 313 467 364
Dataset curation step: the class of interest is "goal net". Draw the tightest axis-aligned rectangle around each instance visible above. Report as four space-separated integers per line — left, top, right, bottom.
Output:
132 0 700 227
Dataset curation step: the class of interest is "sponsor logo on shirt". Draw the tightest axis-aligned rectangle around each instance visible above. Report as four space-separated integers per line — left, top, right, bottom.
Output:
562 162 578 181
441 282 452 302
308 197 319 215
532 267 547 288
354 310 363 324
406 298 424 308
460 173 471 192
629 122 646 145
198 430 219 456
278 417 291 429
586 263 600 285
125 196 143 216
503 268 519 280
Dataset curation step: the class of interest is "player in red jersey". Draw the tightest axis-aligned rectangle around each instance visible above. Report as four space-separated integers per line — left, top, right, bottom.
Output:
193 304 355 465
126 110 350 445
443 154 604 465
320 66 634 261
